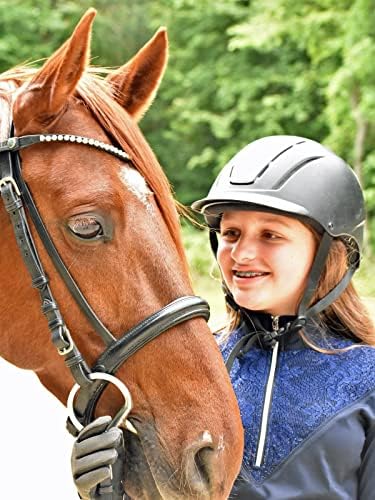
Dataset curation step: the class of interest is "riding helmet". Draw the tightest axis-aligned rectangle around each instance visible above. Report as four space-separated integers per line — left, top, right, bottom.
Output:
192 136 366 320
192 135 365 260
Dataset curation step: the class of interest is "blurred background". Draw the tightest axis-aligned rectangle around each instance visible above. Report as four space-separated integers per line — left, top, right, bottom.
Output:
0 0 374 497
0 0 374 314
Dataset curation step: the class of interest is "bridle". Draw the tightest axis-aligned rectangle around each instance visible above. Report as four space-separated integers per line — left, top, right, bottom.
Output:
0 127 210 437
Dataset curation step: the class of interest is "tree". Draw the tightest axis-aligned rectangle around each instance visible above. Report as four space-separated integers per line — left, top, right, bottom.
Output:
0 0 82 69
143 0 374 251
1 1 373 249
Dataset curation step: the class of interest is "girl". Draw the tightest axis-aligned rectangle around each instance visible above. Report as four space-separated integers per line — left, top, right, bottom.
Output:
72 136 375 499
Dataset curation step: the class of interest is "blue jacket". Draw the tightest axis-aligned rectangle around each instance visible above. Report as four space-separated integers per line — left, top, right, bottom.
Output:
221 314 375 499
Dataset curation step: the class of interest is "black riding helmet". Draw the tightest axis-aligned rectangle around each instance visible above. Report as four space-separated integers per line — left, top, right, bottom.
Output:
192 135 365 333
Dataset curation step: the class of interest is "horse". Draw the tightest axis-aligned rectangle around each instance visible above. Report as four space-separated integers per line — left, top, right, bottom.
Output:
0 8 243 500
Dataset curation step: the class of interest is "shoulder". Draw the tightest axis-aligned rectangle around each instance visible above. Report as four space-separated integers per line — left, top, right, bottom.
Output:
339 344 375 388
307 335 375 400
281 325 375 408
307 322 375 358
216 323 247 361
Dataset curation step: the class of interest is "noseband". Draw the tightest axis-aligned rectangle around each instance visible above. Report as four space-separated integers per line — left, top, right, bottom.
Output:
0 128 210 436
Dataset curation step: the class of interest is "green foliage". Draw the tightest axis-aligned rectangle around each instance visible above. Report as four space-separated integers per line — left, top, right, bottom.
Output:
1 0 374 251
143 0 375 242
181 222 226 322
355 253 375 298
0 0 83 68
181 222 216 277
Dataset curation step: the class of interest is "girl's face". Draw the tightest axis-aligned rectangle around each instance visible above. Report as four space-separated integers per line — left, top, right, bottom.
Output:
217 210 317 316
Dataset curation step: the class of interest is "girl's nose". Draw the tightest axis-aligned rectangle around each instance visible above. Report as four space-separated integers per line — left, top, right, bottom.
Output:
231 237 257 263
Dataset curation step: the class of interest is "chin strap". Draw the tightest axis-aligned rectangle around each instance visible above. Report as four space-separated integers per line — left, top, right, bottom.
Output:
295 232 359 322
209 228 359 372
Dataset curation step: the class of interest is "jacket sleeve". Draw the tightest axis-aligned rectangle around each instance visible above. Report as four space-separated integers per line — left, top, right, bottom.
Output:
358 424 375 499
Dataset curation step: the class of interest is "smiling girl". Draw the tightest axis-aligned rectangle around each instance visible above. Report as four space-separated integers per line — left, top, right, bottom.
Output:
192 135 375 499
218 210 317 316
70 136 375 499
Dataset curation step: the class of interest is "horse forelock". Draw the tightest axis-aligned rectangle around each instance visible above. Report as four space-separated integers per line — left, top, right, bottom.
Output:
0 65 190 276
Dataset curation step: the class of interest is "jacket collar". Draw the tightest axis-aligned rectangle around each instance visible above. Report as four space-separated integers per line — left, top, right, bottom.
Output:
240 309 308 351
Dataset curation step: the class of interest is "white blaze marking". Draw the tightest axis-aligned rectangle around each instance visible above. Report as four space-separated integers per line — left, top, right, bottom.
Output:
202 430 213 443
119 166 154 212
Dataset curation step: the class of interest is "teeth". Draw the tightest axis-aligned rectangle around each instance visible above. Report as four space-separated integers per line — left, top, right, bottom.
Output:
235 271 266 277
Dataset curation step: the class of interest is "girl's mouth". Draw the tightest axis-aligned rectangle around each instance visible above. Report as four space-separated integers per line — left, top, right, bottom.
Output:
233 270 269 278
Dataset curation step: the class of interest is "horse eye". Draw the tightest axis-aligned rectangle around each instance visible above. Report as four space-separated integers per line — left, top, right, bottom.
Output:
67 215 104 240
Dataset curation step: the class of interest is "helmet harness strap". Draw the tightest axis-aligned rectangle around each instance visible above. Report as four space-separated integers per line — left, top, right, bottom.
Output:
196 136 364 372
209 228 358 372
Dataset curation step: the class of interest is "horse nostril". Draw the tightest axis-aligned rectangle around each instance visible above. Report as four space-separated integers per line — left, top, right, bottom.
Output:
184 432 225 497
194 446 214 488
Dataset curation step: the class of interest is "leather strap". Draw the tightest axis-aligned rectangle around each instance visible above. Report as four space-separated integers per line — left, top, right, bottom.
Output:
67 296 210 435
0 125 212 441
16 167 116 347
0 149 92 386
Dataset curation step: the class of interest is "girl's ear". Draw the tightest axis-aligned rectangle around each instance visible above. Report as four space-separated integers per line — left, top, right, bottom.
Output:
13 9 95 133
106 28 168 122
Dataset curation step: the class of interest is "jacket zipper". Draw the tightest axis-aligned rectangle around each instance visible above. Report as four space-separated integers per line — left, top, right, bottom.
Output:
254 315 280 467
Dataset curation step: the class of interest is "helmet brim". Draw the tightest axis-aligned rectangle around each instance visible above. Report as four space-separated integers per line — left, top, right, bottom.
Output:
192 192 311 229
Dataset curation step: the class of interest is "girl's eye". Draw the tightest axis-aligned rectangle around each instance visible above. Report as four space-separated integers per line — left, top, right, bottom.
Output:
263 231 281 240
220 228 240 241
67 215 104 240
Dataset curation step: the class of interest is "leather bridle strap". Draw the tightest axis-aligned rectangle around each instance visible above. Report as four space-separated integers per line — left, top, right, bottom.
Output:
0 143 94 387
0 128 210 437
69 295 210 434
15 157 116 347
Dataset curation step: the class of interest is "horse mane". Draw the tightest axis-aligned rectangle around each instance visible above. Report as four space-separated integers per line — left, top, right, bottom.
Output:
0 64 190 276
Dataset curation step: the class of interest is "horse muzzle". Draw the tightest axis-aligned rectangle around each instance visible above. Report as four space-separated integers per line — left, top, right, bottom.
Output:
122 419 227 500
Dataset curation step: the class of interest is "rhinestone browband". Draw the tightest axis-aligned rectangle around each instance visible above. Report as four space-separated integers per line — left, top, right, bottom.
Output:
40 134 131 160
0 133 131 162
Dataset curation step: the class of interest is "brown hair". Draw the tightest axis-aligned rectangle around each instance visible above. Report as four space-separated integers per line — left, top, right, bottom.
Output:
305 238 375 347
0 65 189 277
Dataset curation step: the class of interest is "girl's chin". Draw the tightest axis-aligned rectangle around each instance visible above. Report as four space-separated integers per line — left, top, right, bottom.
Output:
232 295 267 312
232 293 296 316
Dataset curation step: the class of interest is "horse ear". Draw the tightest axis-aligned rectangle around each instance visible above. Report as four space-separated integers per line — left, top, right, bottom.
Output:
13 9 96 131
107 28 168 121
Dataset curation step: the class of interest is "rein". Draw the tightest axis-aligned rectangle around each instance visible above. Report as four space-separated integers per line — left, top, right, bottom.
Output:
0 128 210 437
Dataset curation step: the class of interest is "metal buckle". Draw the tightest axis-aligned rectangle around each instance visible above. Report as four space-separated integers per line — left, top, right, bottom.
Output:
0 137 18 152
57 327 74 356
0 176 21 196
7 137 17 149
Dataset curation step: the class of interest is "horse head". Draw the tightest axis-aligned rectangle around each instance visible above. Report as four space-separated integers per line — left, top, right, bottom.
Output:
0 9 243 499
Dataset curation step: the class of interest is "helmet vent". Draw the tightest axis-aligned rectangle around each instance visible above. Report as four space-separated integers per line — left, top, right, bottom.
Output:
272 156 323 189
229 142 303 185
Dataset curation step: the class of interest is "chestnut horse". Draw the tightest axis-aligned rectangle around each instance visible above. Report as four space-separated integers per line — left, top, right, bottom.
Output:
0 9 243 500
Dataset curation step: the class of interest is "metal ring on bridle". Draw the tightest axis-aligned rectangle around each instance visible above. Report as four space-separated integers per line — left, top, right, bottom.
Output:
67 372 133 432
0 123 211 438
